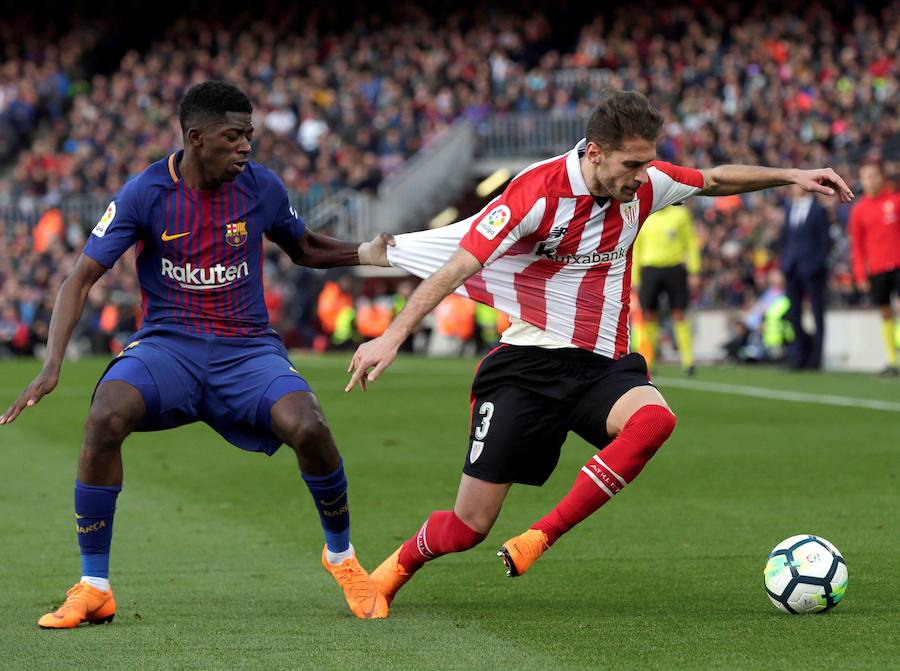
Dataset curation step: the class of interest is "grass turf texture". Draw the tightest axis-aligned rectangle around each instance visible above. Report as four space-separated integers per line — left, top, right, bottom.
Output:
1 355 898 670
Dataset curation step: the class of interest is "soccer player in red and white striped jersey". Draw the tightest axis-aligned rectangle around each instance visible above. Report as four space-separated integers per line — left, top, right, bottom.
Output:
347 89 854 610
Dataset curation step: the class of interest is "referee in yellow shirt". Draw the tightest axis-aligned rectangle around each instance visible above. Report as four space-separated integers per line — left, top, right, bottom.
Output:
633 204 700 375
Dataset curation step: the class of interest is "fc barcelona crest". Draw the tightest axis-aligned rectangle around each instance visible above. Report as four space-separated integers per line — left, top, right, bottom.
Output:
225 220 248 247
620 199 640 228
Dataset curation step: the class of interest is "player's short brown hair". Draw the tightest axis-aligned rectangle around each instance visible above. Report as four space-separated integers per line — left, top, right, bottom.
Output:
585 89 664 151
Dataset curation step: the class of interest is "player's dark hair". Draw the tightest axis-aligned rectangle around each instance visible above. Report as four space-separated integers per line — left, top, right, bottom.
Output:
178 81 252 134
585 89 664 151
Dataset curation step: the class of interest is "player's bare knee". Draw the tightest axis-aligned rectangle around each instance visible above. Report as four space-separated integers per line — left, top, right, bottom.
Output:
453 506 497 536
607 386 670 437
285 412 333 455
83 405 138 450
461 516 494 538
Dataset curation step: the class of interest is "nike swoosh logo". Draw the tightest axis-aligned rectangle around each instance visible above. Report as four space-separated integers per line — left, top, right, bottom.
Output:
161 230 191 241
319 495 345 507
75 514 85 519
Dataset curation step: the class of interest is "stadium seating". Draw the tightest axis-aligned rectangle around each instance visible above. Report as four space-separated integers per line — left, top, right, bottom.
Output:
0 2 897 355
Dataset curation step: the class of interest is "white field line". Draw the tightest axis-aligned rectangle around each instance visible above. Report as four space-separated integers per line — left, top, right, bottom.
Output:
654 377 900 413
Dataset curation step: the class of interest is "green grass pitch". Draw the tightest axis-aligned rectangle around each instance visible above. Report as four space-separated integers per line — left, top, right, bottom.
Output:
2 355 898 670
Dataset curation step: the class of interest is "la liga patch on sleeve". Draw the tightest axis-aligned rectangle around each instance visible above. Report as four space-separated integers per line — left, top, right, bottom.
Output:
475 205 511 240
92 201 116 237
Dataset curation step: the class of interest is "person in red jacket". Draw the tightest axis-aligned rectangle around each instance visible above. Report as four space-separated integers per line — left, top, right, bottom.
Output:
849 161 900 376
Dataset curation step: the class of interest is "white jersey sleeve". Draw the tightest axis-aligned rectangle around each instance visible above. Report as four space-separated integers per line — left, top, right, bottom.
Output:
386 218 470 280
647 161 705 215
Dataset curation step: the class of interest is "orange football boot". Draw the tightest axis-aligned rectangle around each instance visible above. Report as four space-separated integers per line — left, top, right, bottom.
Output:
321 547 388 619
497 529 550 577
38 582 116 629
370 546 412 606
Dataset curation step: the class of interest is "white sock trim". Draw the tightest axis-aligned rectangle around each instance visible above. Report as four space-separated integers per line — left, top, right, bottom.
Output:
81 576 110 592
325 543 355 565
580 466 615 498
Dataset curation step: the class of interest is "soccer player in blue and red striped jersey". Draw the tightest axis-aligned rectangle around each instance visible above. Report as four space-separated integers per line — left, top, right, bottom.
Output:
0 81 394 625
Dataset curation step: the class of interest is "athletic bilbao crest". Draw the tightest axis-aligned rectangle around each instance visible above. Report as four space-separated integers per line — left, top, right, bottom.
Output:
470 440 484 463
225 220 248 247
620 199 640 228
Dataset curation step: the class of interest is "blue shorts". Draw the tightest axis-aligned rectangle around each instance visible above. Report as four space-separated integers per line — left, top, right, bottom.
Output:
96 324 312 455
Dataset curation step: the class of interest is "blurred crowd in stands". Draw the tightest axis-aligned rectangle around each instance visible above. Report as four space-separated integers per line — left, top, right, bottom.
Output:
1 1 898 357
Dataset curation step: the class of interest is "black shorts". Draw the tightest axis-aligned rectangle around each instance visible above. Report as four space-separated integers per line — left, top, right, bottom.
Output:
869 268 900 307
463 345 653 486
638 264 689 312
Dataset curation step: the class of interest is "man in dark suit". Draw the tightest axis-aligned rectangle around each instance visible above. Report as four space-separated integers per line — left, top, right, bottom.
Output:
781 184 831 369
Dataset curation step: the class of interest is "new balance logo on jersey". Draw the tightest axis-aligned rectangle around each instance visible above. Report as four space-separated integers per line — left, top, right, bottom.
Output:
161 258 249 290
535 243 627 265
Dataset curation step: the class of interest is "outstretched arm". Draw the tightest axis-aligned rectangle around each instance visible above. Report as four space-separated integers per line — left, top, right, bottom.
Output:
0 254 106 424
698 165 854 202
278 230 395 268
346 247 483 391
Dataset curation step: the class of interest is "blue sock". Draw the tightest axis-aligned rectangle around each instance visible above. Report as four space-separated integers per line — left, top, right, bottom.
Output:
301 460 350 553
74 480 121 579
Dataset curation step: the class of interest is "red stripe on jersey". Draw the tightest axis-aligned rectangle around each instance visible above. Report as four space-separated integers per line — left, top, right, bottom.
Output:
186 188 198 327
218 189 237 336
514 258 564 329
538 154 573 194
505 239 535 256
239 186 252 336
523 195 559 246
595 203 625 254
614 186 656 356
464 270 494 307
513 197 592 329
173 188 186 325
193 192 204 331
218 187 233 336
571 264 612 350
571 203 625 349
162 191 171 321
213 187 227 335
209 188 223 335
199 191 214 335
554 198 593 255
613 244 635 357
230 184 242 334
649 161 704 188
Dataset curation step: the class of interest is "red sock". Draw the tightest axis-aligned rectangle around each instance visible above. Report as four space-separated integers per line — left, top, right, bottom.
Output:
397 510 486 573
532 404 676 546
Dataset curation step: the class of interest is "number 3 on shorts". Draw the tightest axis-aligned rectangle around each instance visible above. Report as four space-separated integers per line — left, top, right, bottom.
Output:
474 401 494 440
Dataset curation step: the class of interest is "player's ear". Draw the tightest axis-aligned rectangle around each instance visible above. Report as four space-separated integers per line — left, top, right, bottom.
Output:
585 141 603 166
187 128 203 148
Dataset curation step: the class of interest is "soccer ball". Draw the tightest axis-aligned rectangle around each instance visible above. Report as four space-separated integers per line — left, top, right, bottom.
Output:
764 534 848 614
